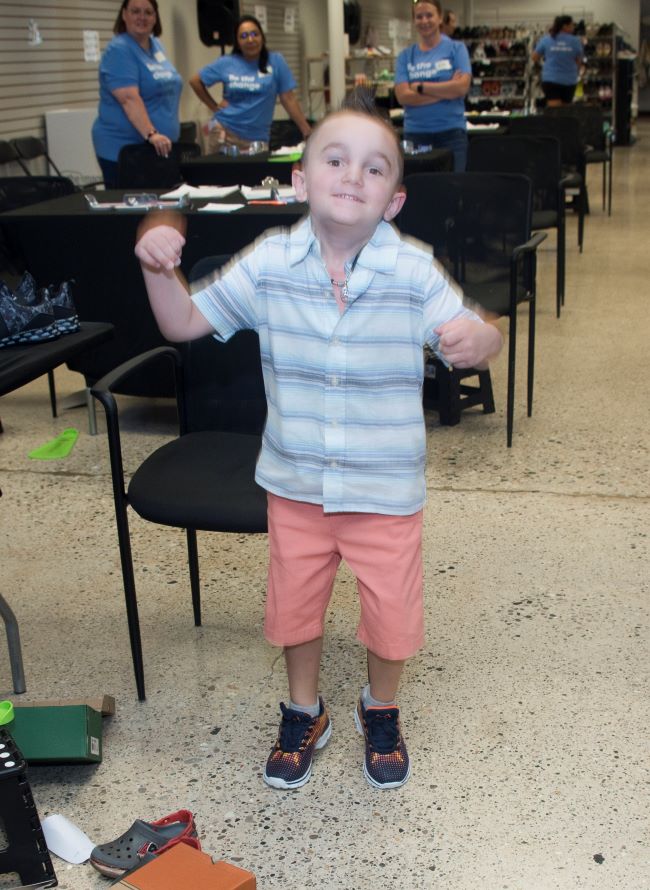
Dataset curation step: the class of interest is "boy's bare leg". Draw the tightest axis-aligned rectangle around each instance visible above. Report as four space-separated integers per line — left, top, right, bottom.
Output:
284 637 323 708
367 650 405 703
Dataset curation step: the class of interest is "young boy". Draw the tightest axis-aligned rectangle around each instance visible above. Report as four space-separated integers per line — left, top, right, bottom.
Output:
135 97 502 791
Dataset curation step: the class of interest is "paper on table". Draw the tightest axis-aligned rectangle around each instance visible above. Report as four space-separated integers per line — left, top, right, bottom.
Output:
241 186 272 200
197 203 246 213
161 184 240 199
42 814 96 864
271 143 305 156
276 186 296 199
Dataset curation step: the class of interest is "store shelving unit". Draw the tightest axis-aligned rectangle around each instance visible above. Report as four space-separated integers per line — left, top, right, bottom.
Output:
462 30 533 113
307 53 395 117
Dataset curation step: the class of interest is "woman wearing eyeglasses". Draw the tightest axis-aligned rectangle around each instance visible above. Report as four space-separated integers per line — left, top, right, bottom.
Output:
92 0 182 187
189 15 311 153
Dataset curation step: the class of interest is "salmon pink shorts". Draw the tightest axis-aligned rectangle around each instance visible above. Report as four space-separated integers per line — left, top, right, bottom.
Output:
265 493 424 661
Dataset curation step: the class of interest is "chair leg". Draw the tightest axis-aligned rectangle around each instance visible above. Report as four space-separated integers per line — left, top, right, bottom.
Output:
47 370 57 418
85 387 98 436
506 314 516 448
527 297 536 418
556 221 565 318
0 594 26 694
608 153 613 217
436 365 462 426
578 186 586 253
113 501 146 700
479 369 495 414
602 161 606 211
186 529 202 627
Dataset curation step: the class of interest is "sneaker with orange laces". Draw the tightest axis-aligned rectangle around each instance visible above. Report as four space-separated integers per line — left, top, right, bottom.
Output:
263 697 331 789
354 697 411 789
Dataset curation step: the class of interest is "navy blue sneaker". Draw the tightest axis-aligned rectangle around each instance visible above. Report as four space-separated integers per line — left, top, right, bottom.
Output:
354 698 411 789
0 286 58 347
13 273 79 335
264 697 331 790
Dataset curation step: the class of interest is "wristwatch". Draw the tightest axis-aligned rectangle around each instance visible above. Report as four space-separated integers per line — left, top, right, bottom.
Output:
417 83 424 95
146 129 158 142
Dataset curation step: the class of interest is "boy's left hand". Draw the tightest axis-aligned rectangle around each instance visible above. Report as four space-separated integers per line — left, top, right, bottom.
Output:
434 317 503 370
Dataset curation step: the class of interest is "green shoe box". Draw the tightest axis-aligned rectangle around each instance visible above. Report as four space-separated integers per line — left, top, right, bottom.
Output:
10 704 103 763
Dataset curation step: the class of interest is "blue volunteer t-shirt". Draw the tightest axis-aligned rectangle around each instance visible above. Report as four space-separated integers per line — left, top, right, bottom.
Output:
92 33 182 162
199 51 296 142
534 33 583 85
395 36 471 134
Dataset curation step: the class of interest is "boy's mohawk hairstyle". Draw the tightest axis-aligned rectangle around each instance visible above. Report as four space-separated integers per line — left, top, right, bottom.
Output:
340 85 390 123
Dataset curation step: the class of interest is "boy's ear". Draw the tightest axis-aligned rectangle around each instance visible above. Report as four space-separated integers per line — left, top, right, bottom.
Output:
292 166 307 202
383 187 407 222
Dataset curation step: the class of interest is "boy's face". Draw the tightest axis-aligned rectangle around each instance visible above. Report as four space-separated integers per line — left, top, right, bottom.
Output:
293 114 405 237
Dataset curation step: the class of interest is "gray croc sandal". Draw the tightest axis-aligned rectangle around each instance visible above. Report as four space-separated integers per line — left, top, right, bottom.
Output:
89 809 198 878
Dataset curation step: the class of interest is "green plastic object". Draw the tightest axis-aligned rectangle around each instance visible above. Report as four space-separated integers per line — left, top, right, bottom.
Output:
268 152 303 163
0 700 14 726
28 427 79 460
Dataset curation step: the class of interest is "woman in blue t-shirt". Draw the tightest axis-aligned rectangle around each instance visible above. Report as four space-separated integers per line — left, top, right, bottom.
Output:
533 16 584 107
92 0 182 187
189 15 311 153
394 0 471 171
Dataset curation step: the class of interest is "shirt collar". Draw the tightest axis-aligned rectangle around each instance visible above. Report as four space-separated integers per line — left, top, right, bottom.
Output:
288 216 402 275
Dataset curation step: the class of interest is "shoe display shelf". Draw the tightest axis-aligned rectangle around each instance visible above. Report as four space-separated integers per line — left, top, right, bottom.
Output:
460 27 534 113
307 52 396 117
581 24 637 144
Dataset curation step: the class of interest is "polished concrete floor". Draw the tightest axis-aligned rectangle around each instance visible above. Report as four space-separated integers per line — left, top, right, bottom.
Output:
1 121 649 890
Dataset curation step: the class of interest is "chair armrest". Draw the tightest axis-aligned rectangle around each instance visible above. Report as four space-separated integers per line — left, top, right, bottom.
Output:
91 345 181 397
512 231 547 262
511 232 547 303
91 347 182 499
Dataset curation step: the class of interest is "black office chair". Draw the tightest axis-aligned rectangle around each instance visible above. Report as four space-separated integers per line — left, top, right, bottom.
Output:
117 142 198 189
10 137 63 177
468 134 570 318
508 115 588 253
0 141 24 172
545 105 614 216
398 173 546 447
91 257 268 699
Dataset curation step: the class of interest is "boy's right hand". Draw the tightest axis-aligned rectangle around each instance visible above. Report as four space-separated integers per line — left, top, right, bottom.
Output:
135 212 187 272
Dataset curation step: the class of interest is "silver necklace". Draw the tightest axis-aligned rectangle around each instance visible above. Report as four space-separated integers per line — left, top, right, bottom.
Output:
330 276 349 301
329 250 361 303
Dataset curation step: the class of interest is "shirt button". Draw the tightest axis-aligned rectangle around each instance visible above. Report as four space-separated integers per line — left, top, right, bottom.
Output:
331 376 338 386
331 419 338 426
332 337 340 346
330 460 337 468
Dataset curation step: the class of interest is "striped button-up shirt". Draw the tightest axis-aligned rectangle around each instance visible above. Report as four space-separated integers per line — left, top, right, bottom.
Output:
192 216 477 515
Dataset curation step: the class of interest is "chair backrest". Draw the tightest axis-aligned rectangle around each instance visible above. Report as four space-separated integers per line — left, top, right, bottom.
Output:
179 121 198 144
178 142 201 164
468 134 562 213
269 119 305 151
397 172 533 311
508 114 585 172
0 175 76 212
117 142 184 189
0 140 22 167
10 136 62 176
184 255 267 435
544 105 607 152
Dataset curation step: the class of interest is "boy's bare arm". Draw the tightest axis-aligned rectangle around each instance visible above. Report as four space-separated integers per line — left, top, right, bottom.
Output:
434 317 503 370
135 212 214 342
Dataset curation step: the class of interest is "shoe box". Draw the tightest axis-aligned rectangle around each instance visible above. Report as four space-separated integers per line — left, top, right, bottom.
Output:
10 704 103 763
115 841 256 889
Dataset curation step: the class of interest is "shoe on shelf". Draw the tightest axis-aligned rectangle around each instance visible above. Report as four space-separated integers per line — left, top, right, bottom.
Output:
354 697 411 790
263 697 331 790
89 809 199 879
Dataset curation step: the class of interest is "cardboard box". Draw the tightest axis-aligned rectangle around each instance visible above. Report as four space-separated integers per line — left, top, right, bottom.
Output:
14 695 116 716
116 843 256 889
10 705 102 763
